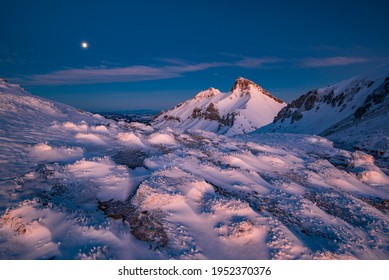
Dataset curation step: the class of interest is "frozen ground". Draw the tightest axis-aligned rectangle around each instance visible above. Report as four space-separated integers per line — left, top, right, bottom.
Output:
1 82 389 259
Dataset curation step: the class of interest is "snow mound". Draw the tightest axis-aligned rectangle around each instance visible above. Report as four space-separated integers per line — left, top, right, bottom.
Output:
117 132 146 148
148 132 177 146
54 121 89 132
75 133 107 145
29 143 83 163
350 151 389 186
64 157 132 201
358 170 389 185
0 204 61 259
52 122 112 134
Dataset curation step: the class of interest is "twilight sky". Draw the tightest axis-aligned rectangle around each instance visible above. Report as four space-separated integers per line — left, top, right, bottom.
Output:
1 0 389 111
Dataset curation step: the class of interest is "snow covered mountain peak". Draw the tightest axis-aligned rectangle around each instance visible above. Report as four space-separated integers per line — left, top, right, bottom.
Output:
152 77 286 135
231 76 261 92
194 87 221 100
231 77 284 103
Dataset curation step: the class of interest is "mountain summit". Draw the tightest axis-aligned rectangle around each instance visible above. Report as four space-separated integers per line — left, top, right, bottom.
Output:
231 77 260 93
152 77 286 136
231 77 284 103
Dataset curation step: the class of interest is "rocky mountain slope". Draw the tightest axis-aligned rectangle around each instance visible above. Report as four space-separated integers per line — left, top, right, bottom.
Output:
258 65 389 157
152 77 286 136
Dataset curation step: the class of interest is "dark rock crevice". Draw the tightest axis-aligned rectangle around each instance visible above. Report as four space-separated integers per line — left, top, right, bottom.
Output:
98 199 169 247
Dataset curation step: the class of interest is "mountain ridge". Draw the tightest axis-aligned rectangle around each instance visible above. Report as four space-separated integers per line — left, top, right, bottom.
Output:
152 77 286 136
257 65 389 156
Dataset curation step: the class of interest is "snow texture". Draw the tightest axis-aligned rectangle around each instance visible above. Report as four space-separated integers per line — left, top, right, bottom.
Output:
1 78 389 260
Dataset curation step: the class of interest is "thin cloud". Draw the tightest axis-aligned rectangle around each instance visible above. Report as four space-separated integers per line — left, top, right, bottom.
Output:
21 62 227 85
299 56 370 68
157 57 192 66
217 53 282 68
234 57 282 68
16 55 372 86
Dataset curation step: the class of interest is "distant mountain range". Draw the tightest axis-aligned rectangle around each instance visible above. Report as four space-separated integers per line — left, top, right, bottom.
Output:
98 111 157 125
152 77 286 136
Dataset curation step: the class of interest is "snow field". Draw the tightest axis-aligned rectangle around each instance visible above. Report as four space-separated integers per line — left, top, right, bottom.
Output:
1 79 389 259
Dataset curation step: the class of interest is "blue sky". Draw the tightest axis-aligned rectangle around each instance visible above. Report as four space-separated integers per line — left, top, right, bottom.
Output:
1 0 388 111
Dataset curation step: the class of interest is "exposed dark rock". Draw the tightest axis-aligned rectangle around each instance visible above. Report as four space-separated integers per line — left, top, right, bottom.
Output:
304 91 319 110
273 107 292 123
352 78 388 120
323 90 335 105
190 103 220 121
354 103 372 119
290 90 318 109
291 111 303 123
331 92 346 107
221 112 236 126
204 103 220 121
365 78 389 105
273 90 319 124
163 115 181 122
98 200 169 247
112 149 147 169
191 107 202 118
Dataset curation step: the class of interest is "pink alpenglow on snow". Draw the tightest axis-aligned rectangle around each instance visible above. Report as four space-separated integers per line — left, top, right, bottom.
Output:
152 77 286 136
1 71 389 260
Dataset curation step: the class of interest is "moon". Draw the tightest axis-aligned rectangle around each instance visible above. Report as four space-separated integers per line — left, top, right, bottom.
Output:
81 41 88 49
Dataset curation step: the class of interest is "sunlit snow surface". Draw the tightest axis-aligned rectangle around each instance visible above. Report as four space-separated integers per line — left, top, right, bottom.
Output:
1 82 389 260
